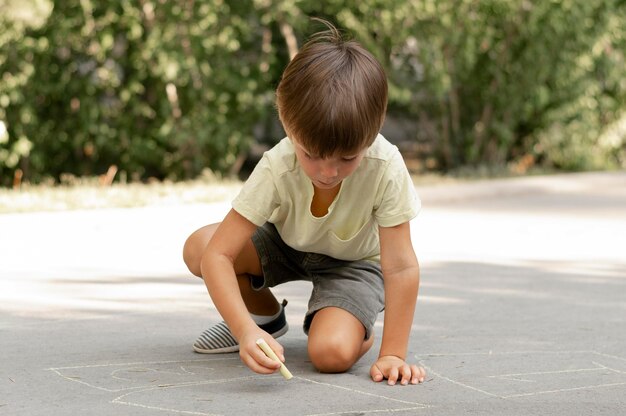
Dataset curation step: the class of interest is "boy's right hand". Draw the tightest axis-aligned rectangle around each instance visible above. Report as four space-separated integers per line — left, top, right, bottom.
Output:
237 325 285 374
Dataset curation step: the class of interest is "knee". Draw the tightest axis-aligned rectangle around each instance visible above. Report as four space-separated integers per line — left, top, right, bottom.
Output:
182 235 202 277
183 225 218 277
308 334 360 373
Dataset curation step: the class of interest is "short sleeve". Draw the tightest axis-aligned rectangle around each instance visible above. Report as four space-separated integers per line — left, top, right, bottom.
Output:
231 155 280 226
373 151 421 227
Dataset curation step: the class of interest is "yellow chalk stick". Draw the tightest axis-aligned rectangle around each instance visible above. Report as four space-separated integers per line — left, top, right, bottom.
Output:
256 338 293 380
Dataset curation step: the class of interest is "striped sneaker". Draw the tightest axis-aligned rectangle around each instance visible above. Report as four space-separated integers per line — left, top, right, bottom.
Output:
193 300 289 354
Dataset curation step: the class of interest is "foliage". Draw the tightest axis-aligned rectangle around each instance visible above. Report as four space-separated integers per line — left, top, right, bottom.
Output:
1 0 625 186
0 0 281 185
305 0 626 171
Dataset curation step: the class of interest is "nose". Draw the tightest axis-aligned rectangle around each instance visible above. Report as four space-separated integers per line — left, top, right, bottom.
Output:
319 160 338 179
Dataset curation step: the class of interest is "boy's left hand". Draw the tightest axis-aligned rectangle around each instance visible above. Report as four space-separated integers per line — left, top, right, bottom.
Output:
370 355 426 386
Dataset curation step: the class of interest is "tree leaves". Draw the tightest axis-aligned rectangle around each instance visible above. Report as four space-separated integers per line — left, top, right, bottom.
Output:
0 0 624 186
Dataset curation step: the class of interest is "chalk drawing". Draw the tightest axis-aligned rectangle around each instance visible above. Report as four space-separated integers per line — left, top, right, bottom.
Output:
417 350 626 399
48 349 623 413
47 358 429 415
48 357 242 393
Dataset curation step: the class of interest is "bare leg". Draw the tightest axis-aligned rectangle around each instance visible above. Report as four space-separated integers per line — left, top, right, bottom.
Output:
307 307 374 373
183 223 279 316
235 274 280 316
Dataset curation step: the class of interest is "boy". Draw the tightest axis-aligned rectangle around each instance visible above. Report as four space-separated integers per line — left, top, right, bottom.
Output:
183 22 425 386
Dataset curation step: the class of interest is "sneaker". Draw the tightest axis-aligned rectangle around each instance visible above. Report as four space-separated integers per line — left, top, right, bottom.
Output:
193 300 289 354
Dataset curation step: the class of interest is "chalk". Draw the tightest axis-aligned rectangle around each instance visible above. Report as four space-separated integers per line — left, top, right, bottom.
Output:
256 338 293 380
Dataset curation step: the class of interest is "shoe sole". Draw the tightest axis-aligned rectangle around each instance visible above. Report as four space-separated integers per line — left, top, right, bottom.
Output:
193 323 289 354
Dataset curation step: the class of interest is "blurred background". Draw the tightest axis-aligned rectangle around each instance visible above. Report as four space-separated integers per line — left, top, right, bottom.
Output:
1 0 625 189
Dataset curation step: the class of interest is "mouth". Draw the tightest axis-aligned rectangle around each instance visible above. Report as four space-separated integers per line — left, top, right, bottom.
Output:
315 179 339 188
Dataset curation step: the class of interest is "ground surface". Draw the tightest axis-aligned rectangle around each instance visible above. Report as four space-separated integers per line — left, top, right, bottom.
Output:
1 171 625 415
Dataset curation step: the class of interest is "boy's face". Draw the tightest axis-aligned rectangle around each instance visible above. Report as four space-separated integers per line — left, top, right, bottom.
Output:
292 139 366 190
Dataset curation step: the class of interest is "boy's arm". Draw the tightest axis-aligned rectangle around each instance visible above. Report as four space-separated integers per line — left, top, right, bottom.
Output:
372 221 426 385
200 208 283 374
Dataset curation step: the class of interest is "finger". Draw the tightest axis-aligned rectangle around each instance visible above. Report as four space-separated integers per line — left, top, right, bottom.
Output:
266 338 285 362
418 366 426 383
399 364 412 385
255 346 282 369
409 364 422 384
253 338 284 368
241 353 277 374
242 348 281 374
370 364 384 382
387 367 399 386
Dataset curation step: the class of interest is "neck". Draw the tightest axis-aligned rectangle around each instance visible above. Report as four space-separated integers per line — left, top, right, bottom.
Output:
310 182 341 217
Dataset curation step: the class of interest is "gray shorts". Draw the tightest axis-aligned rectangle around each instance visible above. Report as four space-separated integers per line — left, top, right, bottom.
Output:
250 223 384 338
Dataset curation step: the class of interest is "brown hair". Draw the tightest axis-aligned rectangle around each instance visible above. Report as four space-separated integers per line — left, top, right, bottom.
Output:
276 20 388 157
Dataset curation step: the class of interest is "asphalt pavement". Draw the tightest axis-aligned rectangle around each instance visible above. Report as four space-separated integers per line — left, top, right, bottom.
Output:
1 171 625 415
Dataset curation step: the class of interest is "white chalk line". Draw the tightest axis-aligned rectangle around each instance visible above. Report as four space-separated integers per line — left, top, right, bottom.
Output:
488 364 606 379
111 375 262 416
304 407 427 416
110 399 220 416
592 351 626 363
488 362 626 385
48 367 122 393
181 365 211 375
47 358 239 393
47 357 238 371
110 374 430 416
417 350 626 400
47 349 626 412
592 361 626 375
417 349 594 358
47 358 432 416
492 376 536 383
295 376 430 409
419 363 502 399
110 366 214 381
502 382 626 399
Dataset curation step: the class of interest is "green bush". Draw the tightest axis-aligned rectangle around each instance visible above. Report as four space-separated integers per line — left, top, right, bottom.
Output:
309 0 626 171
0 0 284 185
1 0 625 186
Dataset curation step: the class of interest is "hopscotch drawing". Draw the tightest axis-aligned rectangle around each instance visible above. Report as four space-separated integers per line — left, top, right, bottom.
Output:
418 350 626 399
46 350 626 414
47 357 428 415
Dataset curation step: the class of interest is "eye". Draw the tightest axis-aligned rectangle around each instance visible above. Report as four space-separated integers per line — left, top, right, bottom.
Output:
303 151 319 161
341 156 357 162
